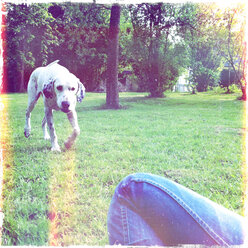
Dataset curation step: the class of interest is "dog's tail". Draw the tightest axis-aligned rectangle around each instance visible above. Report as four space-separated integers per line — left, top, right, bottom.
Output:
46 60 60 67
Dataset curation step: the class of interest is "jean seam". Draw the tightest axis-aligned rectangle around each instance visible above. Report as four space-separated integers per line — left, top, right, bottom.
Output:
120 205 158 245
121 205 129 245
131 177 229 247
128 238 151 245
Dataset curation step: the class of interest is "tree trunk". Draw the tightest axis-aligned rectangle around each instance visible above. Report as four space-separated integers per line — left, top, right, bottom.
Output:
148 9 164 98
149 32 164 98
241 84 246 100
106 4 121 109
149 38 161 97
19 60 26 92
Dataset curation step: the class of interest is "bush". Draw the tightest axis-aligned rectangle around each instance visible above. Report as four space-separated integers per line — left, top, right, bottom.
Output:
212 84 241 94
228 84 241 93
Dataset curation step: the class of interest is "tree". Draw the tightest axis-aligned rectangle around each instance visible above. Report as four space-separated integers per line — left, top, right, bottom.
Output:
182 3 226 93
221 4 246 100
48 2 110 91
4 3 60 92
106 4 121 109
128 3 196 97
4 3 58 92
4 2 110 93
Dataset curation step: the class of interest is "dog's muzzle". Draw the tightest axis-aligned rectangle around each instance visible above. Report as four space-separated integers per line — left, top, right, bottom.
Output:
61 101 71 113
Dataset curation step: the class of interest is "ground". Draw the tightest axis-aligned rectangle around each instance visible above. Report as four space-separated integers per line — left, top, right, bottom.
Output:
0 91 244 245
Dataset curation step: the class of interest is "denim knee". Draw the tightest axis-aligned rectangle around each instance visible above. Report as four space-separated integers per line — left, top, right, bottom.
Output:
108 173 246 246
107 173 164 245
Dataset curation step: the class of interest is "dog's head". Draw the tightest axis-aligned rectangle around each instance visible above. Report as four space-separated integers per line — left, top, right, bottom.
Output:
43 74 85 113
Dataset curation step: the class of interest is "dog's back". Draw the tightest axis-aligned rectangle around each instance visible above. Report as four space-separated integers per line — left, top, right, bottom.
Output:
44 61 70 80
27 67 45 96
27 60 62 95
46 60 60 67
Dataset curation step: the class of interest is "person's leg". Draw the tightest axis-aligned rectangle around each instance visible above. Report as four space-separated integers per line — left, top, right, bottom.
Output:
107 173 245 246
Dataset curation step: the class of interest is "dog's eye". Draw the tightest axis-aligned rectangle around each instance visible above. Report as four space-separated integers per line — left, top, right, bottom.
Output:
57 86 63 91
71 87 75 91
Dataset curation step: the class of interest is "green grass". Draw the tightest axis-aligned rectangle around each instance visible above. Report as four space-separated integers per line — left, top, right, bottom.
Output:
1 91 244 245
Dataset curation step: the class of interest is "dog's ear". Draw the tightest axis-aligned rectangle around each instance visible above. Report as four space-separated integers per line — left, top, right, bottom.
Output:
43 79 55 99
77 81 85 103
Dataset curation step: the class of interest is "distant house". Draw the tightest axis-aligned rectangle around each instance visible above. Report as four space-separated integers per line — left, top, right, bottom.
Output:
224 58 240 69
173 72 190 92
94 70 133 93
224 61 232 68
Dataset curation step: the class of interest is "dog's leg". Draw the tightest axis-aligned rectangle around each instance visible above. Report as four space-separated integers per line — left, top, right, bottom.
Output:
24 92 40 138
45 108 61 152
64 110 80 150
42 116 50 140
24 70 41 138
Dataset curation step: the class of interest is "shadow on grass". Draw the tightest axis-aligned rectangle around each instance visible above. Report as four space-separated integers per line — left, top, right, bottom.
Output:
77 103 130 112
77 95 155 112
17 141 52 154
94 104 130 111
77 92 239 112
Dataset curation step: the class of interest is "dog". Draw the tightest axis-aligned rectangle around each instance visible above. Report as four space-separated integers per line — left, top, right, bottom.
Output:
24 60 85 152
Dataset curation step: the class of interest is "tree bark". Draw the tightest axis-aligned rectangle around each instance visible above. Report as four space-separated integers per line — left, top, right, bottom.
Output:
106 4 121 109
19 60 26 92
241 84 246 100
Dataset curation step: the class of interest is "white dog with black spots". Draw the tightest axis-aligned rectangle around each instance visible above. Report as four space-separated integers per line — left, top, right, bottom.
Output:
24 60 85 152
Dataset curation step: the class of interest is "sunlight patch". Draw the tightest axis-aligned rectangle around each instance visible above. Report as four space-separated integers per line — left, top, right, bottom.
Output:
48 149 78 245
243 2 248 245
0 1 5 244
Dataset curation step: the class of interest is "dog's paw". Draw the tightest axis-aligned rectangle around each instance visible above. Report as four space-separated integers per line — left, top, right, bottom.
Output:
44 134 51 140
51 145 61 152
24 129 30 138
64 141 72 150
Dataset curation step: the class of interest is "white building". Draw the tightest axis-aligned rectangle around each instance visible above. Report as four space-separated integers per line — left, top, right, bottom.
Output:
173 72 190 92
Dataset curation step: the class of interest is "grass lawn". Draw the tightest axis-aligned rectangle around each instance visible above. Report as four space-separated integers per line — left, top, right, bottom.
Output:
0 91 244 245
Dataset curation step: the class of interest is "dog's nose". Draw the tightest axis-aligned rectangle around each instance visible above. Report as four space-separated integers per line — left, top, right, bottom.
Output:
61 101 70 109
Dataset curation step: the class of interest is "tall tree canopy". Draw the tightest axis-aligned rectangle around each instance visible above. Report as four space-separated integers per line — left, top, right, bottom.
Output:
221 4 247 99
4 3 57 92
182 3 227 93
128 3 197 97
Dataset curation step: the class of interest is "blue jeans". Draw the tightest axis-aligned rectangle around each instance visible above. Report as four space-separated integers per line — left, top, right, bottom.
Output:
107 173 246 246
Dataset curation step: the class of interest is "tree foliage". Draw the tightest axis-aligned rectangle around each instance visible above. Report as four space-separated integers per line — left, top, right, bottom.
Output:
48 3 110 91
3 2 247 100
182 4 228 93
127 3 196 97
4 3 57 92
4 2 109 92
220 4 247 99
